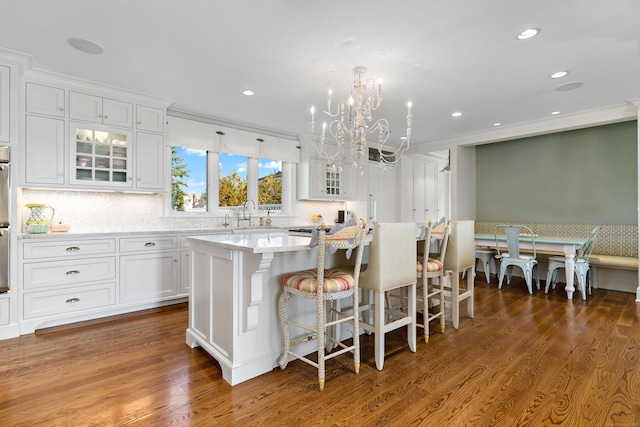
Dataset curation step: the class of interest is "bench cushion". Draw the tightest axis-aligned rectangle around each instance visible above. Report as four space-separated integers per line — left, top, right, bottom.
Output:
589 255 638 270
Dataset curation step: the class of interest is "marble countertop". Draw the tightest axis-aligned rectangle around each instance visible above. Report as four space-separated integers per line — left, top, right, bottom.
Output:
187 232 313 254
17 226 284 240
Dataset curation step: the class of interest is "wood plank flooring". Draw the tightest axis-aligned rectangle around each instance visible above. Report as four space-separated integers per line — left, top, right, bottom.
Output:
1 277 639 426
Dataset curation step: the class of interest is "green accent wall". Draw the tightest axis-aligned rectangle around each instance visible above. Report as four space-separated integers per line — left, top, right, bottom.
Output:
476 121 638 225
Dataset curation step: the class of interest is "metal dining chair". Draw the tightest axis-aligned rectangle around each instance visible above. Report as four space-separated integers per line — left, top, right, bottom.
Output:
545 226 601 300
494 224 540 294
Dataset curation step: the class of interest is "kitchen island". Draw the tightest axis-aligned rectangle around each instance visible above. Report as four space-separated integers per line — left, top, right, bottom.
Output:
185 231 354 385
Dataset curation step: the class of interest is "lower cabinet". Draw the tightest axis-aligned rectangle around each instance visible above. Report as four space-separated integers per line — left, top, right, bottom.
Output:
119 252 179 303
0 296 9 326
18 233 185 334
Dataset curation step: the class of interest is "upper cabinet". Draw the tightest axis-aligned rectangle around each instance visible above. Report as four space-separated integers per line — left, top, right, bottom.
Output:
69 91 133 128
25 83 65 117
22 76 170 192
136 105 164 133
0 65 9 143
297 135 358 201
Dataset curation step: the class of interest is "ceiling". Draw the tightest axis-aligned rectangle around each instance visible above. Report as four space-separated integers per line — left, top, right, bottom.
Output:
2 0 640 149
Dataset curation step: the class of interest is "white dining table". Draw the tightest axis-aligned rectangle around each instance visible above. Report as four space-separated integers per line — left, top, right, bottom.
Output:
474 233 587 300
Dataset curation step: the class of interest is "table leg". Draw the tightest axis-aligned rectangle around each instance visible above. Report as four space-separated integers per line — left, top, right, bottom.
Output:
563 251 576 299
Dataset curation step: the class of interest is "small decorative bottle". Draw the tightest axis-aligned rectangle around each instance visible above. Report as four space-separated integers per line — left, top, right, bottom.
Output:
265 211 272 226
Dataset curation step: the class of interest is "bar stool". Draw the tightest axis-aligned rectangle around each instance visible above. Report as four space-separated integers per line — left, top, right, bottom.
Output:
359 222 418 370
278 223 365 391
417 220 451 343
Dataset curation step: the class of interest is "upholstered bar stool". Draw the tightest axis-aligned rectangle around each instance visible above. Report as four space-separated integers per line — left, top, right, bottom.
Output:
417 220 451 343
443 220 476 329
278 223 365 391
359 222 418 370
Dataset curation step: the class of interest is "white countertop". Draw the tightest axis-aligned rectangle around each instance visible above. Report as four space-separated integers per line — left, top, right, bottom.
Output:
17 226 283 240
187 232 313 254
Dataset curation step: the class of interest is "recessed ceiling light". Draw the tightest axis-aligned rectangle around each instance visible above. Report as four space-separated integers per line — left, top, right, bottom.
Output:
550 71 568 79
517 28 539 40
551 111 560 115
451 112 462 117
242 90 254 96
68 37 104 54
493 122 501 126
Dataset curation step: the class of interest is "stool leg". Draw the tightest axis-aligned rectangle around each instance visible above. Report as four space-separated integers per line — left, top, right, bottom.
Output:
278 292 291 370
374 290 386 370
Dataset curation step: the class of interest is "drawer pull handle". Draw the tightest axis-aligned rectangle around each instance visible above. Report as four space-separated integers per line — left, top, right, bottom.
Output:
66 246 80 252
144 242 156 247
66 298 80 303
66 270 80 275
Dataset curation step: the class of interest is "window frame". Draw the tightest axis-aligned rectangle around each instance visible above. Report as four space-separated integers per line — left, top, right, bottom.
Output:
167 145 294 217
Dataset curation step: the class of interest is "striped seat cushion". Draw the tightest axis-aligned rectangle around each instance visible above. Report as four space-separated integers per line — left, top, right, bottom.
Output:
417 256 444 273
282 269 355 293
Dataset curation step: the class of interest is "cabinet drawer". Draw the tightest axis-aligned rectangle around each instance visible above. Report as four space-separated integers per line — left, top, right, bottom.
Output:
119 236 178 252
22 239 116 259
23 257 116 289
23 282 116 319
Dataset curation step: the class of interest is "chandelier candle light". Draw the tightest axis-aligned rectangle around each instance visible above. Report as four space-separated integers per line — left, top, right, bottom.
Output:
309 66 413 172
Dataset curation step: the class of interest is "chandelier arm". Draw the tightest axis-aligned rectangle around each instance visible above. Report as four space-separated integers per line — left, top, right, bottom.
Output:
308 66 412 169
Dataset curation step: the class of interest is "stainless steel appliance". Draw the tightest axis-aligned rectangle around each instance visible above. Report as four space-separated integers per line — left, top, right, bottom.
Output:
0 146 9 292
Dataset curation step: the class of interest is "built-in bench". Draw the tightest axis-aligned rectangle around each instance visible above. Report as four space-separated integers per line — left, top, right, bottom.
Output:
475 222 638 295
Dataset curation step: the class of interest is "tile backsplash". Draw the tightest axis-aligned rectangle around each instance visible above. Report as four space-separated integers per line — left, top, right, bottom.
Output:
20 189 365 233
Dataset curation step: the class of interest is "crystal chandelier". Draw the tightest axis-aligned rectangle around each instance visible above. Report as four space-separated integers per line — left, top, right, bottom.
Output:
309 66 413 172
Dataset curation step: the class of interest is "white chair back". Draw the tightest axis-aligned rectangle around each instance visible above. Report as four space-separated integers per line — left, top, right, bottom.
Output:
360 222 417 292
443 220 476 272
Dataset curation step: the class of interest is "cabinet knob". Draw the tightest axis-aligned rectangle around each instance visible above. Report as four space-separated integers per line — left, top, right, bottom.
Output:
137 178 141 181
137 121 142 125
128 177 133 181
58 172 63 176
103 115 108 119
58 106 64 111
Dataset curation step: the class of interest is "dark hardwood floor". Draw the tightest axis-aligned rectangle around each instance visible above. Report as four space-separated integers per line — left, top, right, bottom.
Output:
1 277 639 426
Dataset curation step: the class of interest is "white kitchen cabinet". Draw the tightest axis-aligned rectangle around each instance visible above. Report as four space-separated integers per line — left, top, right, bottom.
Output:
19 238 118 324
134 131 164 191
69 122 133 188
70 91 133 128
25 83 65 117
119 235 179 303
297 136 356 200
367 161 397 223
0 296 9 326
136 105 164 133
24 115 65 186
399 156 449 223
17 234 189 334
0 65 9 143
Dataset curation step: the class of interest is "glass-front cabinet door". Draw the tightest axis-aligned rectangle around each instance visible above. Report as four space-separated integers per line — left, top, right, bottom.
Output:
70 123 133 188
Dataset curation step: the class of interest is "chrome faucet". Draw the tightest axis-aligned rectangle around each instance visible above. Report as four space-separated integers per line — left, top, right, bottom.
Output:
243 199 256 220
223 213 230 228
